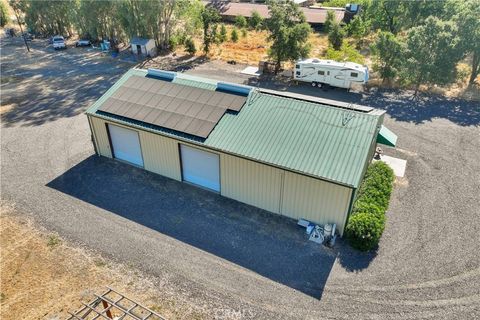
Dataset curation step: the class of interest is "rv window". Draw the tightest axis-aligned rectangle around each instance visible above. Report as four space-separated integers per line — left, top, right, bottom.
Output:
318 70 325 75
296 71 301 75
295 64 300 69
351 72 358 77
327 71 330 75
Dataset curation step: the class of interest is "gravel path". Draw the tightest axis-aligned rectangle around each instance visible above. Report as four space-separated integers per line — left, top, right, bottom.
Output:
1 38 479 319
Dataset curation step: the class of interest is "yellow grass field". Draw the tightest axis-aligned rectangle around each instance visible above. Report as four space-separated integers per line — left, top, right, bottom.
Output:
0 201 205 320
175 25 330 66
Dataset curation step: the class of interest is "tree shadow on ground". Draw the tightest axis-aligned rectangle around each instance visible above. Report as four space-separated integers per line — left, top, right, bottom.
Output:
362 87 480 127
334 239 378 272
47 156 341 299
1 74 117 127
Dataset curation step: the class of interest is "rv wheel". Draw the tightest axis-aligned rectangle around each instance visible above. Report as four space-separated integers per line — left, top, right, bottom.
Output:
311 82 317 87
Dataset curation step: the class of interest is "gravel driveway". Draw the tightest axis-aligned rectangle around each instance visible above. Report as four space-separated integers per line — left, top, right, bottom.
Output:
2 37 480 319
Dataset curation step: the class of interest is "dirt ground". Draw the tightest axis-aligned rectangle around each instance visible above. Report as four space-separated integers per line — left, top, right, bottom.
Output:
0 201 206 320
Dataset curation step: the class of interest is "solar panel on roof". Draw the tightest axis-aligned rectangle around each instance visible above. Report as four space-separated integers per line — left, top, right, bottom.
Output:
97 75 247 138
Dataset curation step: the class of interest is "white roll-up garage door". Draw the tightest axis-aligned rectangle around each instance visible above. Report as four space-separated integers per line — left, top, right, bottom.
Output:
108 124 144 167
180 145 220 192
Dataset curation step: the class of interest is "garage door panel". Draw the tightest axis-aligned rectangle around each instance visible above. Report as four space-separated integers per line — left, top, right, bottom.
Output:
180 145 220 192
108 124 144 167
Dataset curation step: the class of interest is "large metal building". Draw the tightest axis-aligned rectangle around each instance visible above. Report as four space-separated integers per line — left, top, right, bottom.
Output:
85 68 396 235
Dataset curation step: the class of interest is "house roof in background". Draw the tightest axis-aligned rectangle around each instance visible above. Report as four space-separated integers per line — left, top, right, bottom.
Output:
206 1 345 24
86 69 383 187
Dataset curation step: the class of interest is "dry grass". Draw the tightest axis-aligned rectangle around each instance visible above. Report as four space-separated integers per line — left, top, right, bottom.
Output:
174 25 329 66
0 201 206 320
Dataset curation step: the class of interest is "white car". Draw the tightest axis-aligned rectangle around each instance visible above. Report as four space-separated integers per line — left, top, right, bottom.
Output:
52 36 66 50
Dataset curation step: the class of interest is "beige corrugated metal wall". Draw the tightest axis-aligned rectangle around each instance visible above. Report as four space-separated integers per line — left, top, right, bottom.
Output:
89 115 352 235
220 154 283 213
139 131 181 181
89 116 112 158
281 171 352 234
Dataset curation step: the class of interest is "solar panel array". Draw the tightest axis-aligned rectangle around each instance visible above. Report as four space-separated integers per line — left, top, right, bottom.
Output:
98 75 247 138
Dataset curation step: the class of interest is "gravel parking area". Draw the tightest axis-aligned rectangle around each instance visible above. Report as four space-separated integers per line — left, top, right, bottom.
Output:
2 37 480 319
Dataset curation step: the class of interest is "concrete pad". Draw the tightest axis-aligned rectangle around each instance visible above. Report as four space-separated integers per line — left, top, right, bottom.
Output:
375 155 407 177
240 66 261 76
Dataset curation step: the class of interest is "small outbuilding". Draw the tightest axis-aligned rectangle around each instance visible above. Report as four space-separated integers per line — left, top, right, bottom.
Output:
130 37 157 57
85 68 397 235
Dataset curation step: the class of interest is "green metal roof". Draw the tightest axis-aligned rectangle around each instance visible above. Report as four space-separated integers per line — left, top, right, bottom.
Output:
377 125 397 147
86 69 385 188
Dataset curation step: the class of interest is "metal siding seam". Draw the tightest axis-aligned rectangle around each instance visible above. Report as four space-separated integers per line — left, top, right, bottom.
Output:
278 169 285 214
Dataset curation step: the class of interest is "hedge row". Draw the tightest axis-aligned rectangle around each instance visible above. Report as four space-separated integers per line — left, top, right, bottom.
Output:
346 161 395 251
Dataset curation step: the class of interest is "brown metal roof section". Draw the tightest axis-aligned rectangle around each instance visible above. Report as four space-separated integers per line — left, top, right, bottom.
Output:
207 1 345 24
97 75 247 138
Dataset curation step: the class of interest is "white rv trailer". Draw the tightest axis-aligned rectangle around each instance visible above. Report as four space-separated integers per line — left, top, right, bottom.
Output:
293 58 369 89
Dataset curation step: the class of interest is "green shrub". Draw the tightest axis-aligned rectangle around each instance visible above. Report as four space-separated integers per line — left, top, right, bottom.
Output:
230 28 239 42
328 22 345 50
241 28 247 38
235 15 247 29
249 10 263 30
346 161 394 251
356 162 394 211
219 24 228 43
184 37 196 55
352 201 383 218
346 212 385 251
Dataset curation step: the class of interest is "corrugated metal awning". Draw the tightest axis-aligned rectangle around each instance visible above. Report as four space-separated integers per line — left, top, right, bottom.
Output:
377 125 397 147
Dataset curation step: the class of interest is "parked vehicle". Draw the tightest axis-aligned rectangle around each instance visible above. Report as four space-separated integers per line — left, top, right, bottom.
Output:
52 36 67 50
75 39 91 47
293 58 368 89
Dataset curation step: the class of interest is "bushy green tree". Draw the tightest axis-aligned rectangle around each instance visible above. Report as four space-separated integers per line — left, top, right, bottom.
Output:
20 0 75 36
177 0 203 37
230 27 238 42
241 28 247 38
265 0 311 73
328 22 344 50
118 0 186 49
75 0 122 42
345 14 370 40
324 10 335 33
399 16 462 95
365 0 447 34
325 41 365 64
370 31 404 83
0 1 9 27
218 23 227 43
249 10 262 30
445 0 480 84
200 6 220 54
235 15 247 29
